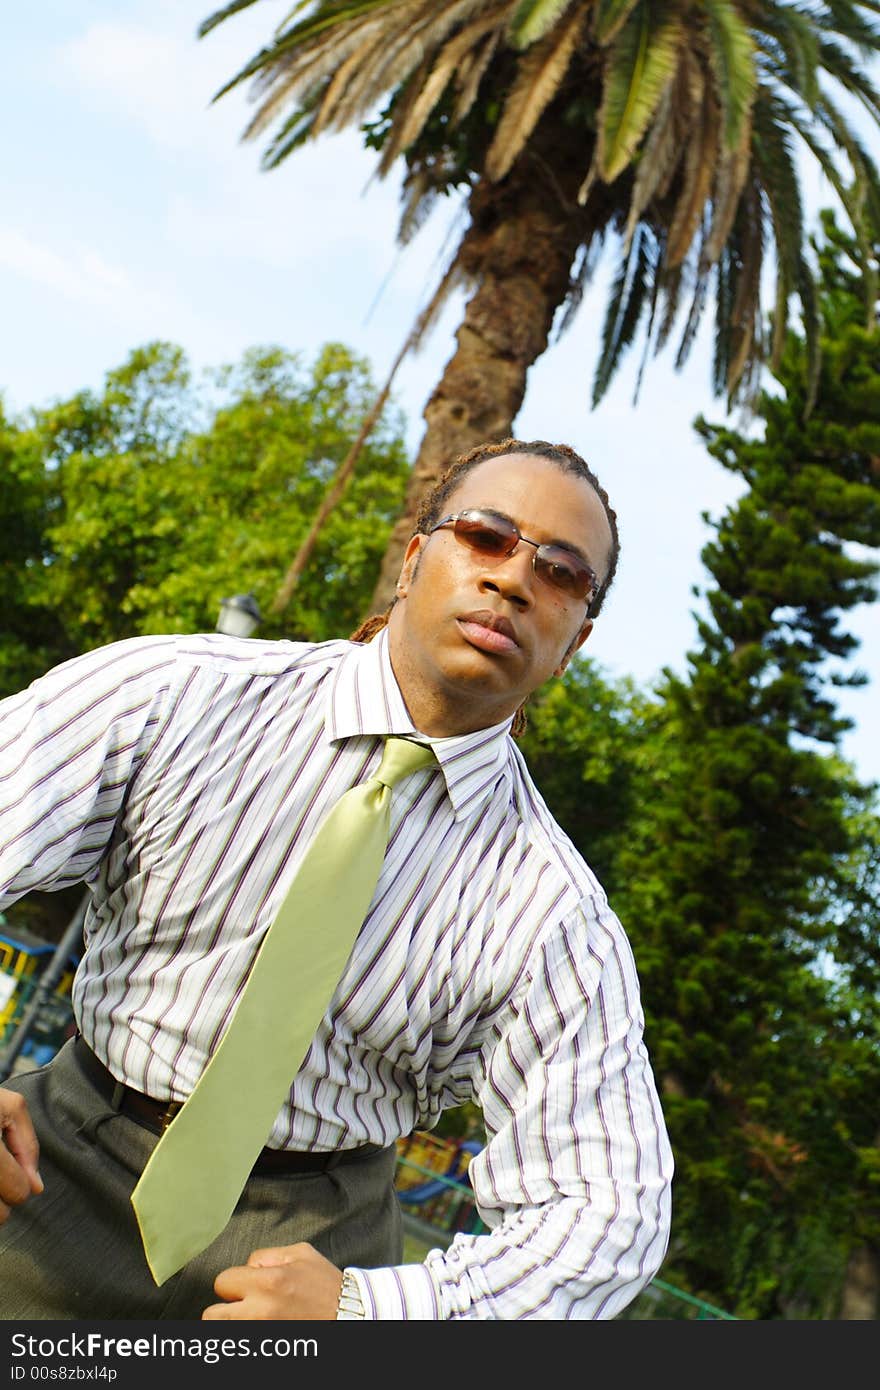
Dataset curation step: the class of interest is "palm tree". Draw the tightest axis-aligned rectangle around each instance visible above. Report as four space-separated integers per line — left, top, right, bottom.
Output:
200 0 880 608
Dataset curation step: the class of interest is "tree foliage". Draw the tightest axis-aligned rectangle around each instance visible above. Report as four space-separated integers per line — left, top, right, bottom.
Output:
608 216 880 1318
0 339 410 698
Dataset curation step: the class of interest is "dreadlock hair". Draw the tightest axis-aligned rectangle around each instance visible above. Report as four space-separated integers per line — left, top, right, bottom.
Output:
350 438 620 738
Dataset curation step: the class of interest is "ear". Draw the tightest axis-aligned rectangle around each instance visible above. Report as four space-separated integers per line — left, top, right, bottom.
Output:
554 618 593 678
395 534 427 599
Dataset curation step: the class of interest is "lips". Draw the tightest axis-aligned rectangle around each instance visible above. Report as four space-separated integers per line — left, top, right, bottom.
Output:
457 609 520 655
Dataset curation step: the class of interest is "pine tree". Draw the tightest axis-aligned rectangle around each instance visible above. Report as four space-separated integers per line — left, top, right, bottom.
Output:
607 214 880 1317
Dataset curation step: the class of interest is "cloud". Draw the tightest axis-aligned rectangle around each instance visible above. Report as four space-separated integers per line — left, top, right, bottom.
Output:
0 227 130 304
52 10 259 158
49 7 460 297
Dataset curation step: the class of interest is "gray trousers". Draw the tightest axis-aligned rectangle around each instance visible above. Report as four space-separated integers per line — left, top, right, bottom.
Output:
0 1039 402 1319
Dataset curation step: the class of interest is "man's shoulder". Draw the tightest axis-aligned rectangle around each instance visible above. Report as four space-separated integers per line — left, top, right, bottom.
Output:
29 633 358 709
167 632 354 680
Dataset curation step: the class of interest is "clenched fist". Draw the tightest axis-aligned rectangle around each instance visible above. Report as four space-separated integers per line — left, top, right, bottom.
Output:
0 1088 43 1223
202 1242 344 1321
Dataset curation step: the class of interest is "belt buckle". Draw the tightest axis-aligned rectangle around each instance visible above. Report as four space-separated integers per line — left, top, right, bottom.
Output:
160 1100 184 1133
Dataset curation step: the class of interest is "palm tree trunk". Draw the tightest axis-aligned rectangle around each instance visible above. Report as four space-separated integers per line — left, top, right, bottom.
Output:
369 145 593 611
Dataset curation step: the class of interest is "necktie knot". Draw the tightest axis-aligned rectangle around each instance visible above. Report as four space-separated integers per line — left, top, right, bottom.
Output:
374 736 435 790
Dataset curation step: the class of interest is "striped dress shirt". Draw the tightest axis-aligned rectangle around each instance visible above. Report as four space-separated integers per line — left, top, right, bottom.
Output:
0 629 672 1319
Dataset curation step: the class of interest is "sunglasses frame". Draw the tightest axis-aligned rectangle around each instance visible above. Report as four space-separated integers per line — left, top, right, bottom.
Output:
429 508 597 605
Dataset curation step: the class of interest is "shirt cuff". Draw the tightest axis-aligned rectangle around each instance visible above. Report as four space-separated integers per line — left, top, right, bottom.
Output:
349 1263 443 1319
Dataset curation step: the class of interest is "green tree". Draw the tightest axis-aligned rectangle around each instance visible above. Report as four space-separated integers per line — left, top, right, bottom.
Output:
608 215 880 1317
0 404 71 693
0 337 408 683
0 340 410 698
199 0 880 606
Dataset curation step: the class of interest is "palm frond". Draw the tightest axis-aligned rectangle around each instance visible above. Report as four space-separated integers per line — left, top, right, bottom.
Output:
394 10 510 154
405 249 473 351
311 24 397 135
231 2 389 107
592 0 644 46
815 36 880 122
753 2 821 107
622 82 680 245
485 7 586 179
375 11 505 169
258 87 325 167
702 133 752 268
592 223 653 405
198 0 264 41
751 91 806 362
665 64 719 268
452 29 502 124
239 13 386 141
388 56 460 152
755 145 820 400
785 94 880 271
702 0 757 150
796 251 821 415
633 231 665 401
596 0 683 183
817 0 880 54
375 59 433 174
724 179 765 397
674 237 711 370
653 260 687 355
712 244 734 398
509 0 576 48
555 232 608 338
324 1 479 134
397 168 442 246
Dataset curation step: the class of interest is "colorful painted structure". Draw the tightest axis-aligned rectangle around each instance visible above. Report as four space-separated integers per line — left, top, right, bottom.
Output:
0 921 77 1067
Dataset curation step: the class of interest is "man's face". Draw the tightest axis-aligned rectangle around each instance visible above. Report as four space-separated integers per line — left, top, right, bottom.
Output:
387 453 614 736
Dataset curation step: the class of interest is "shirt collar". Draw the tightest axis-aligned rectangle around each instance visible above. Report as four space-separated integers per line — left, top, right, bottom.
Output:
326 628 513 822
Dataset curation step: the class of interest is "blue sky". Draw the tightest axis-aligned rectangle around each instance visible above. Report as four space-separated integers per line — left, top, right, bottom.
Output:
3 0 878 783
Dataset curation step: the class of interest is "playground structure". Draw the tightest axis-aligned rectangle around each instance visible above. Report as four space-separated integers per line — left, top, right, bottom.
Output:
395 1129 486 1240
0 916 79 1078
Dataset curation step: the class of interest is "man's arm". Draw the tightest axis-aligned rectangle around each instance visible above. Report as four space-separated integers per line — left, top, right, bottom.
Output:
0 639 179 1227
205 899 673 1320
0 637 176 909
364 899 672 1318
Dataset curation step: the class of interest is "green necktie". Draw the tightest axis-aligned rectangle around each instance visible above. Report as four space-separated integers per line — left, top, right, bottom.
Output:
131 735 436 1285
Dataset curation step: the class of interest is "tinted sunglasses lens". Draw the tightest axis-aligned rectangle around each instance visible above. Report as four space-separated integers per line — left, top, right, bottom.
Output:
449 510 595 602
534 547 594 601
452 511 517 556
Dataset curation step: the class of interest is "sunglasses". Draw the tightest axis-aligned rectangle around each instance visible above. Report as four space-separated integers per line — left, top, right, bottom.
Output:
429 508 597 604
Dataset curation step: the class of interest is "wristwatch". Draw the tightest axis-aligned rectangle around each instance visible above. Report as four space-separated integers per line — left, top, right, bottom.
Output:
336 1269 366 1320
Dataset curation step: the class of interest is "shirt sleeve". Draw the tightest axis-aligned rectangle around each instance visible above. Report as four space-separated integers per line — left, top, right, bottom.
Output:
0 637 178 907
352 897 673 1319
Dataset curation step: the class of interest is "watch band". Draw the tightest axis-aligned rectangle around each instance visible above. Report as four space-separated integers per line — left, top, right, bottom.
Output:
336 1269 366 1320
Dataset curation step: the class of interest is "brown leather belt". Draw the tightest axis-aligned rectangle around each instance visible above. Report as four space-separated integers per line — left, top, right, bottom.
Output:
73 1036 385 1175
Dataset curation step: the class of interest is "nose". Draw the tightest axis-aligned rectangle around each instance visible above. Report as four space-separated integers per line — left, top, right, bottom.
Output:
477 542 535 609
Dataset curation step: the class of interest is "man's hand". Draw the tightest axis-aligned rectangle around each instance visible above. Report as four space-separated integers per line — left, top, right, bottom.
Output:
0 1088 43 1223
202 1243 344 1320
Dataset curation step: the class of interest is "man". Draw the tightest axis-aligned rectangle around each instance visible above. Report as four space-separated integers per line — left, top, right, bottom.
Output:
0 439 673 1320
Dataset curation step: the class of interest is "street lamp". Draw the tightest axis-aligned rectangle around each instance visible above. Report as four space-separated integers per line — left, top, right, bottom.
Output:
216 593 262 638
